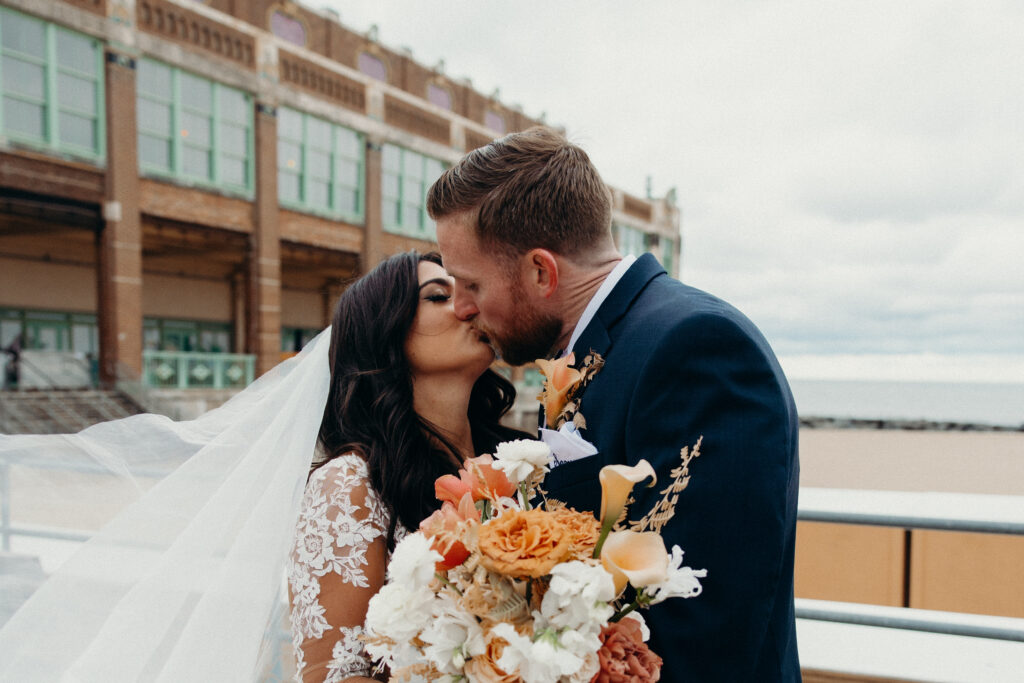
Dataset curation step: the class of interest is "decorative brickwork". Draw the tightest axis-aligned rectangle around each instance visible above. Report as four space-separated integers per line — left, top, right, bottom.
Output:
0 152 104 204
137 0 255 69
279 209 362 254
623 193 653 221
383 95 450 145
139 179 253 233
62 0 107 15
278 50 366 114
464 129 495 152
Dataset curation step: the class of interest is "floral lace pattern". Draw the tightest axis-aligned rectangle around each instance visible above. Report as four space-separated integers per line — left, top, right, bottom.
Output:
289 453 404 681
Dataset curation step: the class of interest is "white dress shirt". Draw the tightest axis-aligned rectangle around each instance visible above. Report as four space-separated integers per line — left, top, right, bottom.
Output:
563 255 636 356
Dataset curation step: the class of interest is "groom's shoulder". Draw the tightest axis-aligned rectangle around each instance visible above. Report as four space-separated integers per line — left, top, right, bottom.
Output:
631 272 755 333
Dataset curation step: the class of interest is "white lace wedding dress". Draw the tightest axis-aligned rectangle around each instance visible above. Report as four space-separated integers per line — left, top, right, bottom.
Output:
289 454 407 682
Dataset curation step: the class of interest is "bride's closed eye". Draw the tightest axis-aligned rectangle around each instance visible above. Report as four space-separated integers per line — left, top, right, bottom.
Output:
425 292 451 303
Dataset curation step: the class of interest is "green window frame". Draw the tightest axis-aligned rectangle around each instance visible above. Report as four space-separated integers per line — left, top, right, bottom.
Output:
381 143 445 240
616 224 649 257
136 58 253 196
661 237 676 275
0 308 98 353
143 318 232 353
277 107 364 222
0 7 105 162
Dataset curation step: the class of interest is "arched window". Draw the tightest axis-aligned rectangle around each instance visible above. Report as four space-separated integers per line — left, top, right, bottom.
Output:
427 83 452 111
270 10 306 47
357 52 387 82
484 110 506 134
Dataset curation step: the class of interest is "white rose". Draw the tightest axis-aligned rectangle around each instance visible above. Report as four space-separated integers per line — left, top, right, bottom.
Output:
387 531 441 588
492 439 552 484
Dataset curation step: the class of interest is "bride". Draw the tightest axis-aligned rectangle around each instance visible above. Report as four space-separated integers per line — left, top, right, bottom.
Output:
290 251 527 681
0 250 529 682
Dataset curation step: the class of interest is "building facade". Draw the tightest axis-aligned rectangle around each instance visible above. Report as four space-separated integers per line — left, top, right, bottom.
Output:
0 0 681 395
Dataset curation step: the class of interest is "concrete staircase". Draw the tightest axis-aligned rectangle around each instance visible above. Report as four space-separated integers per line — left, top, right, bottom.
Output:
0 389 144 434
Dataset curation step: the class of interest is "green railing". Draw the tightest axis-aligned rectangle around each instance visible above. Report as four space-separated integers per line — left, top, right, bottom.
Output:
142 351 255 390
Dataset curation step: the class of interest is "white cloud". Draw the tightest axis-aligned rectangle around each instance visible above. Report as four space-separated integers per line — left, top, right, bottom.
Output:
324 0 1024 380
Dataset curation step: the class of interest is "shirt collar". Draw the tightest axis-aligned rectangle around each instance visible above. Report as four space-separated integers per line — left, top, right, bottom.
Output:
563 255 636 357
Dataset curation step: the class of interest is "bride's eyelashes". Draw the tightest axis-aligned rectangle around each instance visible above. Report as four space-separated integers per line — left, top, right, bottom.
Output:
425 292 451 303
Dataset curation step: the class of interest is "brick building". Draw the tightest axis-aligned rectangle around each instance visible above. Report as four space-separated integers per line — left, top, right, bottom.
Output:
0 0 681 398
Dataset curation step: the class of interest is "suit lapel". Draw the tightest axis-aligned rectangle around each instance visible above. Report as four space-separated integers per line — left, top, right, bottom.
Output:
570 253 665 361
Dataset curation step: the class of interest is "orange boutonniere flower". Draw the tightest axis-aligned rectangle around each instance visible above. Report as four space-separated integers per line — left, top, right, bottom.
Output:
535 353 584 429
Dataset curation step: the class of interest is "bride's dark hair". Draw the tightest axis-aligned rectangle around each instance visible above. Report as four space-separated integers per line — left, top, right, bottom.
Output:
316 250 528 547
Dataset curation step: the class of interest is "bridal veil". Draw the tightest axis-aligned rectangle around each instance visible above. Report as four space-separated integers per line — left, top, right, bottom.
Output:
0 329 332 681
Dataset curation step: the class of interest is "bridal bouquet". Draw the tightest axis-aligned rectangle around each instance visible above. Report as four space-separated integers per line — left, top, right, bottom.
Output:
363 439 707 682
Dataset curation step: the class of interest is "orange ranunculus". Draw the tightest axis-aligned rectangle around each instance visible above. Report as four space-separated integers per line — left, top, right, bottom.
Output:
592 618 662 682
599 530 670 596
435 469 478 506
535 353 584 428
478 508 573 578
420 492 480 572
551 507 602 561
465 454 517 501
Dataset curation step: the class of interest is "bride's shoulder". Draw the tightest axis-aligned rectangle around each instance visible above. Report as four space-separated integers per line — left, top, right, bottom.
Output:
307 451 370 490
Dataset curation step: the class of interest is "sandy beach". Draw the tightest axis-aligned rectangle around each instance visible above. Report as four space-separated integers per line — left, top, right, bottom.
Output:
798 428 1024 495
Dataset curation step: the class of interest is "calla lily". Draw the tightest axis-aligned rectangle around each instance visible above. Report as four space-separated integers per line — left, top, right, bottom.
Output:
600 530 670 596
599 460 657 527
535 353 584 428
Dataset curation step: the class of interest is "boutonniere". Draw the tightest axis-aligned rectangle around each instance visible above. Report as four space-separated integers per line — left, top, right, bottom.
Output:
535 351 604 429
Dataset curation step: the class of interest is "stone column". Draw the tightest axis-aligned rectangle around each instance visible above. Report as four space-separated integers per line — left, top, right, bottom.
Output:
246 102 282 376
97 50 143 386
362 137 384 270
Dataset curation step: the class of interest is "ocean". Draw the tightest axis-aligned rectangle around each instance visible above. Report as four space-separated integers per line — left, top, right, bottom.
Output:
788 379 1024 428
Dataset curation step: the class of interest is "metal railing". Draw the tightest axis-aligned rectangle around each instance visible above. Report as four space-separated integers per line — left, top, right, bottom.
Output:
795 487 1024 642
142 350 255 390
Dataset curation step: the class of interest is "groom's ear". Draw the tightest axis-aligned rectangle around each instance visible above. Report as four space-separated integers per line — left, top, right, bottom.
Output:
521 249 559 299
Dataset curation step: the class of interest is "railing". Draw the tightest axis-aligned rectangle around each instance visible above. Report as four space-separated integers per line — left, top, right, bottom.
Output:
796 488 1024 682
142 350 255 390
4 467 1023 679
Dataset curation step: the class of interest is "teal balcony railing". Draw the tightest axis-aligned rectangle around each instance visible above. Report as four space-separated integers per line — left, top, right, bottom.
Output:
142 351 255 390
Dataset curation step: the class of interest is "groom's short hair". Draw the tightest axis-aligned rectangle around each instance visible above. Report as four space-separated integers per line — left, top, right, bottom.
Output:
427 126 613 259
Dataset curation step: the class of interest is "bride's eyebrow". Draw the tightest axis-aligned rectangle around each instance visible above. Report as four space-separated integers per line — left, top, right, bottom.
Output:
418 278 452 290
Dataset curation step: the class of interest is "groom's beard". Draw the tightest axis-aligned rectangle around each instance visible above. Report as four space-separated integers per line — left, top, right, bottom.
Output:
484 306 562 367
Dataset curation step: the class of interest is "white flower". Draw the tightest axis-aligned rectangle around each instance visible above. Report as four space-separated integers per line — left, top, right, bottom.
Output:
539 560 615 634
420 592 486 674
492 439 552 484
364 582 435 668
645 544 707 605
386 531 441 588
622 611 651 641
491 623 593 683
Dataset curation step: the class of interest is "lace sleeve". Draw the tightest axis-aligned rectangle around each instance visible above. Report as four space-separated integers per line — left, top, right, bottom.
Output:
289 455 390 683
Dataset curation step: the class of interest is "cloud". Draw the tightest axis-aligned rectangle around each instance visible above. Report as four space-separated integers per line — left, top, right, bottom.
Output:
326 0 1024 379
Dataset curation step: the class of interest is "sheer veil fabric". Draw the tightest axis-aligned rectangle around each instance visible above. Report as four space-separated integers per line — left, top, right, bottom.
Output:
0 329 332 682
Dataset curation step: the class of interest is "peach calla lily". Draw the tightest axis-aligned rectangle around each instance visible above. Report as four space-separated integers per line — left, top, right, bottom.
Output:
599 460 657 527
599 530 670 596
535 353 584 428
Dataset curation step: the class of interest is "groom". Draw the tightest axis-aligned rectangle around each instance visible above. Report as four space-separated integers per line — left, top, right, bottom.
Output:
428 127 800 682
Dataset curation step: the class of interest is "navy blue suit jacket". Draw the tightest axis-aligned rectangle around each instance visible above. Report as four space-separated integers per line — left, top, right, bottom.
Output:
543 254 801 682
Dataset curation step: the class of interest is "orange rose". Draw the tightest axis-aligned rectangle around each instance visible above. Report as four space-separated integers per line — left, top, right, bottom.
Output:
420 492 480 571
551 507 602 561
478 508 572 578
535 353 584 428
592 618 662 683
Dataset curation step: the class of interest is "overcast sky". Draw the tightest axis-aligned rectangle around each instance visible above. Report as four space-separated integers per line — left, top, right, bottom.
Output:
323 0 1024 382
